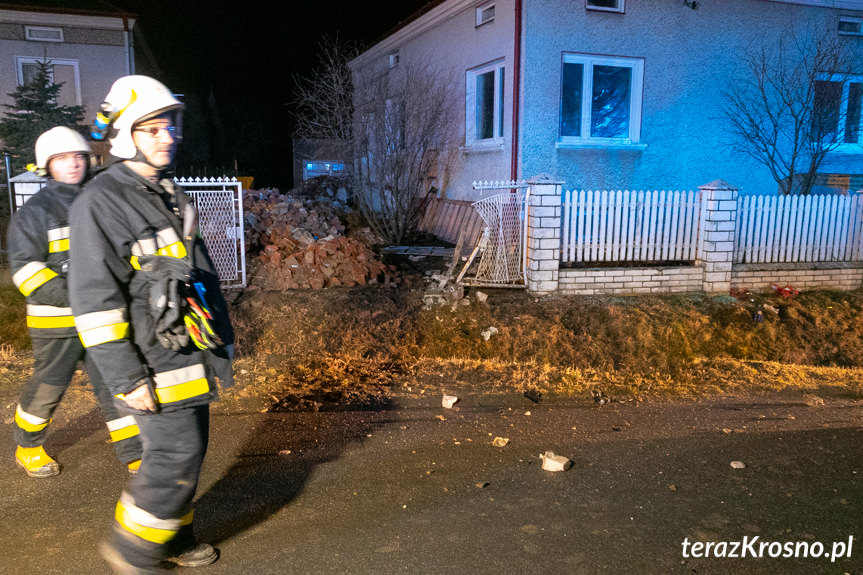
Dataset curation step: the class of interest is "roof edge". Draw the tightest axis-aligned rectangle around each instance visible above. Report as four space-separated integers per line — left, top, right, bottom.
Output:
0 3 137 19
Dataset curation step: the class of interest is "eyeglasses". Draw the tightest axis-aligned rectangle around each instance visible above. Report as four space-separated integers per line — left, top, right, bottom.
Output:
133 125 178 138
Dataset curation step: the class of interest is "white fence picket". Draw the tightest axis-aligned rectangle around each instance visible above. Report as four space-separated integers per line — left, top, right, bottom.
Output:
560 186 863 267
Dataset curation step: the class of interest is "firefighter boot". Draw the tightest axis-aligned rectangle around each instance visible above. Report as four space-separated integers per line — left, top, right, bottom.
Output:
15 445 60 478
99 541 168 575
165 543 218 567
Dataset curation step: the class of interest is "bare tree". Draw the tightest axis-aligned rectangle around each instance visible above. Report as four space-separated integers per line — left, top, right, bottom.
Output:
352 58 461 244
292 37 357 166
723 26 860 195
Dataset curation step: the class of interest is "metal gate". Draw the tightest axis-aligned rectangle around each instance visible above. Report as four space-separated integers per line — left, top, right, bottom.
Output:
176 177 246 288
458 180 529 287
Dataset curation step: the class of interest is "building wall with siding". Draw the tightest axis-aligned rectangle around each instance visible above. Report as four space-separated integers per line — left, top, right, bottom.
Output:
0 9 133 122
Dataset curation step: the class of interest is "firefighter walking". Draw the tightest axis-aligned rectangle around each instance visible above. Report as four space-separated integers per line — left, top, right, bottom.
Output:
69 76 234 574
9 127 142 477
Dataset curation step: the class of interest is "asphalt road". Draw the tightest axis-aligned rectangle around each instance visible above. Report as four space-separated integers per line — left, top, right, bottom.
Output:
1 389 861 575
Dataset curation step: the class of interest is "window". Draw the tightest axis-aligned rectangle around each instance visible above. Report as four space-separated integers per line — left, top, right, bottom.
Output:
476 3 495 26
466 60 505 146
559 53 643 146
15 57 81 107
25 26 63 42
388 51 399 68
813 74 863 148
303 161 345 180
585 0 624 13
839 16 863 36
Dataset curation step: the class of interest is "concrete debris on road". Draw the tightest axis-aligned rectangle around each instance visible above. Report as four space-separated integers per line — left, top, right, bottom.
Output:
730 461 747 469
540 451 572 472
475 481 490 489
492 437 509 448
442 395 458 409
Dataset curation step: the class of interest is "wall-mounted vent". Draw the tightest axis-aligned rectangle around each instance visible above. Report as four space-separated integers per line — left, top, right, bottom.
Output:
585 0 624 13
476 3 495 26
839 16 863 36
25 26 64 42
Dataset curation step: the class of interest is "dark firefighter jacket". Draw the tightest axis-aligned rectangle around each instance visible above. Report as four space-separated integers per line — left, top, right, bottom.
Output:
8 181 80 339
68 163 234 411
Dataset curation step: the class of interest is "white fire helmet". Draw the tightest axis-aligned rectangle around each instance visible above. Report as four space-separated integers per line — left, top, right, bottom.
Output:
99 75 184 159
34 127 90 175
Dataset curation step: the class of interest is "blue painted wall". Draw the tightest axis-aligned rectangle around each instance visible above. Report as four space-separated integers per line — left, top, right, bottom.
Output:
520 0 861 194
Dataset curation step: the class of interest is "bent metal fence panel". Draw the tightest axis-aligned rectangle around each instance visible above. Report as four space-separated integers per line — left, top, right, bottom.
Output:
461 180 529 286
175 177 246 288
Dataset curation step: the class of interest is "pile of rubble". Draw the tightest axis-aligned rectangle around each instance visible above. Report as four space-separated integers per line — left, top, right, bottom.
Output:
244 188 397 289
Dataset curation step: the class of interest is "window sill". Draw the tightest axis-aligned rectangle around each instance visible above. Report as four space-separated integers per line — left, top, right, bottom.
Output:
556 141 647 150
461 141 504 154
825 144 863 154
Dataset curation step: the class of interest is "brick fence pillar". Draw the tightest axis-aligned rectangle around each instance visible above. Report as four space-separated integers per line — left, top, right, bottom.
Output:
697 179 739 295
526 175 564 294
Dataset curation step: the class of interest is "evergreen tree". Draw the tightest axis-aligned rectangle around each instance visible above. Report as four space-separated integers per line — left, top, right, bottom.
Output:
0 59 85 167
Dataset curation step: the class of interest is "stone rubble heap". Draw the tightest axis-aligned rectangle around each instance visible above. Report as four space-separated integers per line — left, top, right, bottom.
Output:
244 188 397 289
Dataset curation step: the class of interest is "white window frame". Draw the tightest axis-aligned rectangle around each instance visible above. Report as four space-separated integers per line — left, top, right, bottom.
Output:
465 59 505 149
815 72 863 152
15 57 82 106
557 53 644 149
839 16 863 36
25 25 64 42
585 0 625 13
476 2 495 27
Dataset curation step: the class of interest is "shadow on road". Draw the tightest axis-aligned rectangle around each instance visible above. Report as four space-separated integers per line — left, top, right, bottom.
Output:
194 393 393 545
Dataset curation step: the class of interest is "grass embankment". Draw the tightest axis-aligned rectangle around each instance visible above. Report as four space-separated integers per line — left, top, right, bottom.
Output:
3 274 862 400
228 283 863 401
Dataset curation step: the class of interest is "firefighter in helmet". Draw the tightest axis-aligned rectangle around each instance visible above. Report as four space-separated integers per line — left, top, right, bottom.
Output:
8 126 143 478
68 76 234 573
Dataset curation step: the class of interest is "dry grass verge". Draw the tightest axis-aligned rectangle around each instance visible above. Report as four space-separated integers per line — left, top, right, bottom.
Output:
226 282 863 403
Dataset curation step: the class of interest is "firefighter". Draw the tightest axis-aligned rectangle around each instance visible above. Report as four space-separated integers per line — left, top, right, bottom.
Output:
9 126 142 478
68 76 234 574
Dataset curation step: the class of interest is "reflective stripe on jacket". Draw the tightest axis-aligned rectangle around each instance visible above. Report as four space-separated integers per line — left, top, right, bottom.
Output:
7 181 80 338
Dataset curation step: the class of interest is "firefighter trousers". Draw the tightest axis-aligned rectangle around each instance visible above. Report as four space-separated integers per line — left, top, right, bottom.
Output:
111 405 209 569
14 336 142 464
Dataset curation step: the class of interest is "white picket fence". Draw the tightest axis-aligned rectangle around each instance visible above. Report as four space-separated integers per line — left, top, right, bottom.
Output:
561 189 702 263
735 193 863 263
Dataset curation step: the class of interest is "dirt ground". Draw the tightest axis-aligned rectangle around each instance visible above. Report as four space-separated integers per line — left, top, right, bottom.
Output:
3 254 863 412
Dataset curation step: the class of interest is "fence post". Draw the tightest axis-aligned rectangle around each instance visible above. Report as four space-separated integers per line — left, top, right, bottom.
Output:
526 175 563 294
697 179 739 295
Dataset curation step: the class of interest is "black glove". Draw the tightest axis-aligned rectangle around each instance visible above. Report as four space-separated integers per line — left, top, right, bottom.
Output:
138 255 193 351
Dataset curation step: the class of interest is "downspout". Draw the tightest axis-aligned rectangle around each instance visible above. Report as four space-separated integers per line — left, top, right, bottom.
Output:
122 14 134 75
510 0 522 183
511 0 529 280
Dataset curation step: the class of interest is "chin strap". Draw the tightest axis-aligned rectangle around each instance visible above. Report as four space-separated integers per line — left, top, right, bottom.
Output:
131 148 170 171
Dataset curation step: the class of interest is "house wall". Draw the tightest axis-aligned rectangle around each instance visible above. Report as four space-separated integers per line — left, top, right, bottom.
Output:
521 0 863 195
0 10 133 122
350 0 516 201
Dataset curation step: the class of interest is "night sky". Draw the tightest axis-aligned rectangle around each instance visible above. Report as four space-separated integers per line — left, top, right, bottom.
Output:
107 0 432 187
